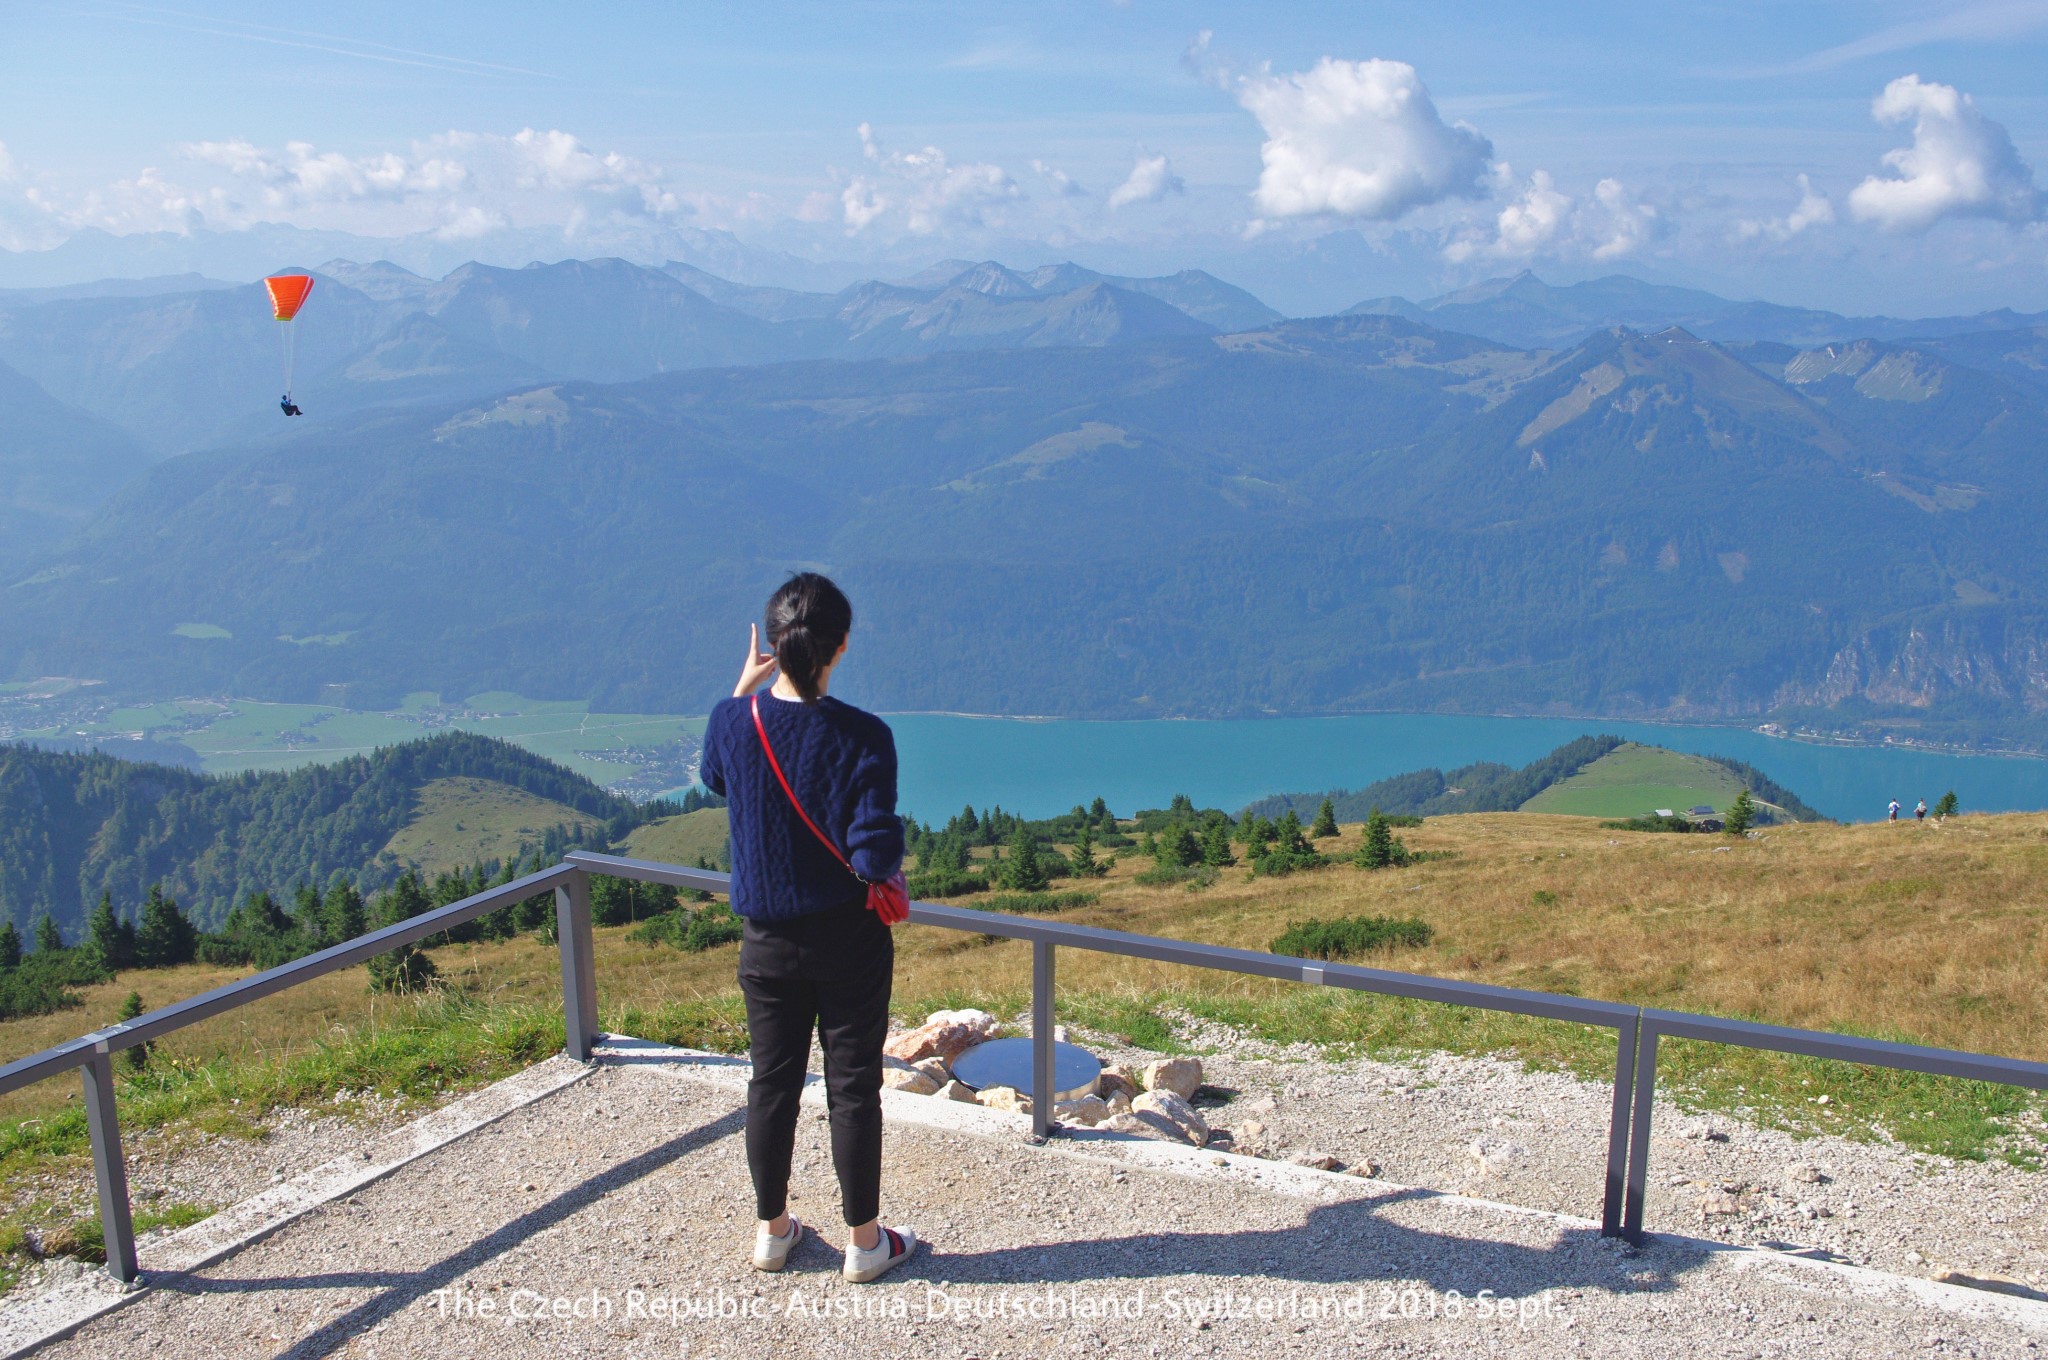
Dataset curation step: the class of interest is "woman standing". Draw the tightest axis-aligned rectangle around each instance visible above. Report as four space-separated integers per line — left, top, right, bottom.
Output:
697 573 917 1283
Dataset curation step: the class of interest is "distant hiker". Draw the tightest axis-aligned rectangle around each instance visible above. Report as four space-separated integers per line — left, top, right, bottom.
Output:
1888 799 1901 822
699 572 917 1283
279 395 302 417
1915 799 1927 822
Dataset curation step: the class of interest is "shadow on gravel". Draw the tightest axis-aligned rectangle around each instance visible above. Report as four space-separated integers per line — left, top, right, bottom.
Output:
141 1105 748 1360
912 1187 1717 1300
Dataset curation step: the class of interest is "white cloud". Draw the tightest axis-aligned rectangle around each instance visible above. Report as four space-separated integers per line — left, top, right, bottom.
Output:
1106 152 1183 210
1733 174 1836 242
1236 57 1493 222
0 140 17 181
1847 75 2042 232
12 127 701 242
1443 167 1661 262
839 123 1020 235
1030 159 1085 197
1584 177 1660 259
1444 167 1571 261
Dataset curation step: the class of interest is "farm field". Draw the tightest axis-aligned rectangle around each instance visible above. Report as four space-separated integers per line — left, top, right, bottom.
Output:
1519 742 1745 818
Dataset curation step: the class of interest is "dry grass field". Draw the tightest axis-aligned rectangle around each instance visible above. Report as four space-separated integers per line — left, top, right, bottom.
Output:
2 806 2044 1258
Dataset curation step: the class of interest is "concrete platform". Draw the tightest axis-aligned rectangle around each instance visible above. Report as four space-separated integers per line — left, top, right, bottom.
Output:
18 1039 2048 1359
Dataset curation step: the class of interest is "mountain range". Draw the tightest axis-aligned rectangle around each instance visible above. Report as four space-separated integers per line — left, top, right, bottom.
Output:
1 266 2045 748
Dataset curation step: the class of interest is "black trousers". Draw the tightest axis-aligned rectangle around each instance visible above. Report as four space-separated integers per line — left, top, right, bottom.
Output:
736 901 894 1226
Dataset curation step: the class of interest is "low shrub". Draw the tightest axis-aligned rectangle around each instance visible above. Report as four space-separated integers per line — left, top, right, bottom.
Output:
974 891 1099 915
1271 915 1434 961
907 870 991 899
1601 814 1696 833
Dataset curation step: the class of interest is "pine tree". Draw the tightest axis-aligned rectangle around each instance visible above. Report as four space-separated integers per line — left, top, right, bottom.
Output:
1002 828 1049 892
1276 810 1309 856
1724 789 1756 836
34 915 62 954
116 990 150 1072
367 872 439 994
1356 809 1398 870
135 885 198 968
1161 824 1201 869
0 921 20 970
1200 818 1237 868
321 881 366 946
1068 827 1103 879
1311 798 1340 839
1934 790 1959 818
83 892 136 973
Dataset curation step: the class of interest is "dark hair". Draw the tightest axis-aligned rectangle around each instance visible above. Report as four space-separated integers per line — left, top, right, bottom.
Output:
765 572 852 703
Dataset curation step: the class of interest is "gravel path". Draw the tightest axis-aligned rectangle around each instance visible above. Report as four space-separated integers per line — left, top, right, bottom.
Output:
1089 1014 2048 1288
37 1045 2047 1360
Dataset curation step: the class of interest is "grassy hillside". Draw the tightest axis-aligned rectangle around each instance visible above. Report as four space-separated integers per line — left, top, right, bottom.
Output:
622 807 730 869
381 777 603 876
0 732 666 932
1519 742 1743 817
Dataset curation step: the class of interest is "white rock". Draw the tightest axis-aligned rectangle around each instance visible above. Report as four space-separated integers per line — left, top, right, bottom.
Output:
1132 1090 1209 1145
1104 1089 1132 1115
912 1056 952 1085
978 1085 1032 1115
1052 1094 1111 1127
1289 1152 1342 1171
1096 1067 1139 1102
1785 1161 1824 1185
936 1079 979 1103
1142 1057 1203 1099
1698 1190 1741 1218
882 1057 941 1096
1102 1111 1182 1142
925 1007 1002 1037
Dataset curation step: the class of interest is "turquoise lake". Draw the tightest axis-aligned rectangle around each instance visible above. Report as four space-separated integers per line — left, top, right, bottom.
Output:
864 713 2048 824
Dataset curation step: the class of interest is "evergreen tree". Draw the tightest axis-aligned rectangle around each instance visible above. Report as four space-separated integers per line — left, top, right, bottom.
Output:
1245 816 1276 855
1275 810 1309 856
367 872 440 994
1200 818 1237 868
0 921 20 970
1355 809 1400 870
1068 827 1103 879
83 893 136 973
1089 797 1111 826
1001 828 1050 893
1160 824 1201 869
135 885 199 968
1139 830 1158 859
34 915 62 954
1311 798 1340 839
321 881 366 947
1934 790 1959 818
116 990 150 1072
1724 789 1757 836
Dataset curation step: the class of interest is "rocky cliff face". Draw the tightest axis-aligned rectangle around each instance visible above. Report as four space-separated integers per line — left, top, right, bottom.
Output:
1774 613 2048 713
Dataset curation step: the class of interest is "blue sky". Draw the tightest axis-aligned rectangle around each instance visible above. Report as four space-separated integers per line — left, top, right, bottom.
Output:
2 1 2045 313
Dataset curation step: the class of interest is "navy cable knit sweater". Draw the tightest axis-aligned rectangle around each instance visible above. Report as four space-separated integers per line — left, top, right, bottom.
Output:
698 691 905 923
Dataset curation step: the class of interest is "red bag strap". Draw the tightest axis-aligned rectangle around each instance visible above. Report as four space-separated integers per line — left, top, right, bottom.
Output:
751 693 855 873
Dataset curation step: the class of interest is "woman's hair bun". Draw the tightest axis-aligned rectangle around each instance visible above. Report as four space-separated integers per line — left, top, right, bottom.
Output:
764 573 853 702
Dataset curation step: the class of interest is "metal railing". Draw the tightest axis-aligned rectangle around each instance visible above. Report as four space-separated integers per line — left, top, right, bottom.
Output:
4 847 2047 1288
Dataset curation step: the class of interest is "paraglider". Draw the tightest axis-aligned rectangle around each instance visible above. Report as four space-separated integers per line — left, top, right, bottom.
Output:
264 273 314 416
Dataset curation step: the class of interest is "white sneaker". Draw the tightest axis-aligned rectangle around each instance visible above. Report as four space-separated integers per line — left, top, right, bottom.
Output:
843 1224 917 1283
752 1214 803 1272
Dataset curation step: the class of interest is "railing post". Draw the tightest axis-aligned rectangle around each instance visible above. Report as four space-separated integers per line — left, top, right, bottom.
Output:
1621 1022 1660 1244
1031 940 1056 1140
555 871 600 1062
82 1052 139 1285
1600 1012 1640 1237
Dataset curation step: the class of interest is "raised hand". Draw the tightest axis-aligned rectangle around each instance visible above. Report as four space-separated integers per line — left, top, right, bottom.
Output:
734 623 778 697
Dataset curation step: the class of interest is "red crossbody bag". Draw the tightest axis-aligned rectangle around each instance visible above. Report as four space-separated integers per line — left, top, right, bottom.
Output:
750 693 910 925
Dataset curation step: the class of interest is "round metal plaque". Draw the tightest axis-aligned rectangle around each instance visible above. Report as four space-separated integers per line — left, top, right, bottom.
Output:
950 1037 1101 1103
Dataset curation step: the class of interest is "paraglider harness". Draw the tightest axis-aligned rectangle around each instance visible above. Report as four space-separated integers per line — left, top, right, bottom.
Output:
280 395 303 417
